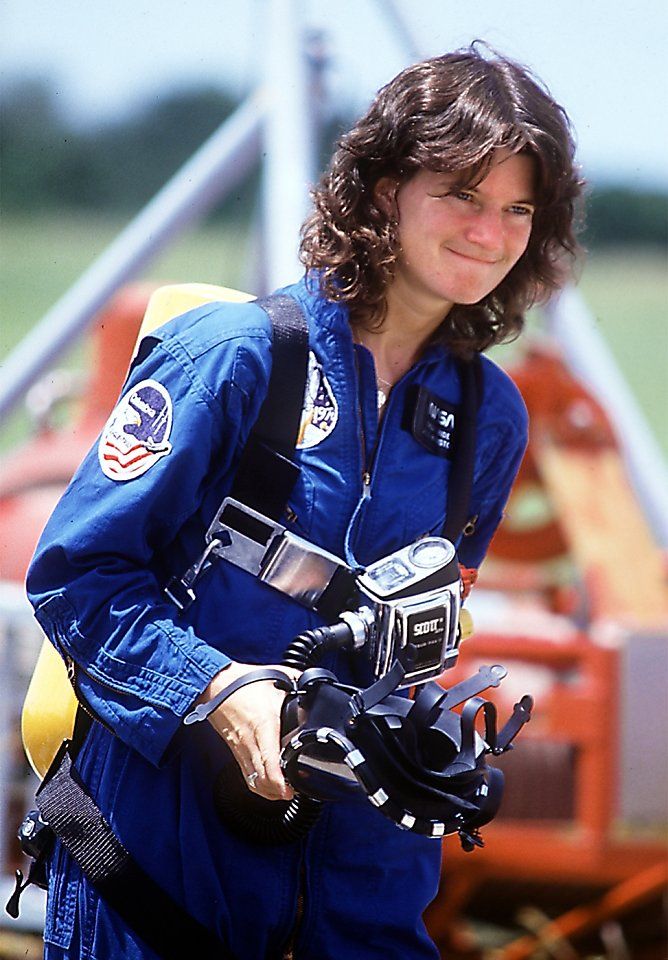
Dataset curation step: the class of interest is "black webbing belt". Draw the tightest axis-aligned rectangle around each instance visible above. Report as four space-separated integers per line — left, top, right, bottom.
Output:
7 706 231 958
35 740 232 960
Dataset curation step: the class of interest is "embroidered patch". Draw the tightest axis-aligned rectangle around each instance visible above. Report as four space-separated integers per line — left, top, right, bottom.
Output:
296 351 338 449
409 386 458 459
98 379 173 481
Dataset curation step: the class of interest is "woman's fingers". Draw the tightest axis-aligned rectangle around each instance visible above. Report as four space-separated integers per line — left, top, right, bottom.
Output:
254 713 294 800
201 661 299 801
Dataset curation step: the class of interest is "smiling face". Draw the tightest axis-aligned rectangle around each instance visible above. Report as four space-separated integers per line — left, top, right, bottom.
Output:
376 150 537 321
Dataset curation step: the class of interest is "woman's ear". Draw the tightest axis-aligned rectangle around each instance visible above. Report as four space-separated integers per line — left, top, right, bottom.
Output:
373 177 399 219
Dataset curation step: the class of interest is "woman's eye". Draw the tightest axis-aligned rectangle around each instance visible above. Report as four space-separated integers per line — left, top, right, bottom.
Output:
454 191 475 202
509 204 535 217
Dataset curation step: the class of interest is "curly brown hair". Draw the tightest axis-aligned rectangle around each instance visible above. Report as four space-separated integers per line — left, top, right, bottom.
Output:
300 45 584 354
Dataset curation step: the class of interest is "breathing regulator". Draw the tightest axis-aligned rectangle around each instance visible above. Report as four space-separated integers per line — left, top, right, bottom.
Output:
184 498 534 850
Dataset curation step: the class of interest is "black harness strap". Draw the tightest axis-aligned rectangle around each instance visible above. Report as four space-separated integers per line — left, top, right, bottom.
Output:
252 295 311 458
184 668 295 725
229 294 310 520
164 294 310 608
441 355 483 543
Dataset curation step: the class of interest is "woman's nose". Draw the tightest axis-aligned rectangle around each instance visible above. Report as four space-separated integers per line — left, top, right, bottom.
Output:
464 208 504 252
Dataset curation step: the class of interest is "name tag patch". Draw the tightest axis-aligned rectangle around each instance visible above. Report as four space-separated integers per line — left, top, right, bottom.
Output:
409 386 459 459
98 379 173 480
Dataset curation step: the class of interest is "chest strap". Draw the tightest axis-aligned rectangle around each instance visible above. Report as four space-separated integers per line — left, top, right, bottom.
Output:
441 354 482 544
229 294 310 520
164 293 310 610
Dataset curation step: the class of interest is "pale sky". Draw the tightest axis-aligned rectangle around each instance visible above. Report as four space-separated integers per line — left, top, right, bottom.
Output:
3 0 667 188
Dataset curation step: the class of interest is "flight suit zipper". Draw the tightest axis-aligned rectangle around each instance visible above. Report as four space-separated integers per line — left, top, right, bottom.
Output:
281 855 307 960
61 654 118 736
346 349 446 564
354 342 428 496
353 342 390 500
343 346 380 565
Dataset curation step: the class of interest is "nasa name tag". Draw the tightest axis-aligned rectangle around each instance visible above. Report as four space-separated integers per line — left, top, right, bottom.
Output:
407 386 459 459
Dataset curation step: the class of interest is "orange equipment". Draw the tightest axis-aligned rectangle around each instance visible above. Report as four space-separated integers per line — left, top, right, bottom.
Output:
0 284 156 584
425 340 668 958
488 341 667 626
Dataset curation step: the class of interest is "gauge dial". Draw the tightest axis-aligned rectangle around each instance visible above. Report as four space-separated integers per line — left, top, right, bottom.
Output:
408 537 455 569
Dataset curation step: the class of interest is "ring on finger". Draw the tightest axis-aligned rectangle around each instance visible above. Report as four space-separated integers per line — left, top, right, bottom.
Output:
247 771 260 789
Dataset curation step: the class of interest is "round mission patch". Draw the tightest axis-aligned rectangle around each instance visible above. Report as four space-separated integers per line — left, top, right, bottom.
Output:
98 379 173 481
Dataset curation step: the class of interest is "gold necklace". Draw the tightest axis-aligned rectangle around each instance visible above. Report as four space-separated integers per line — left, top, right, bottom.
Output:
352 328 393 410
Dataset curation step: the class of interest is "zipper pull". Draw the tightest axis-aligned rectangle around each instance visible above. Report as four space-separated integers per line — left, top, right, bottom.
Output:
362 472 372 499
463 515 478 537
65 655 76 686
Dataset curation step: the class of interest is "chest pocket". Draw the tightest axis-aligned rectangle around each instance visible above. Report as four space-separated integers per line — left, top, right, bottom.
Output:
349 447 452 564
402 470 449 543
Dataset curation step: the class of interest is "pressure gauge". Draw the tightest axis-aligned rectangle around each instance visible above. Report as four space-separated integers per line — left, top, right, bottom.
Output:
408 537 455 569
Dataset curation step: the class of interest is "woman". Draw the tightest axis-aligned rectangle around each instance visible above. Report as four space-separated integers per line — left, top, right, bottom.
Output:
26 46 581 960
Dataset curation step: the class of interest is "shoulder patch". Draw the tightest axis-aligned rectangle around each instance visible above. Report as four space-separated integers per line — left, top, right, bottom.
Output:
98 379 173 481
296 351 338 450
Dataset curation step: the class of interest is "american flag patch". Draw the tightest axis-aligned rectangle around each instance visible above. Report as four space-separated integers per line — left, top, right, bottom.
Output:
98 379 173 481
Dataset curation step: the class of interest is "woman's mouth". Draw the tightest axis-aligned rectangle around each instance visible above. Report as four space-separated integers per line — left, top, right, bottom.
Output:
446 247 498 265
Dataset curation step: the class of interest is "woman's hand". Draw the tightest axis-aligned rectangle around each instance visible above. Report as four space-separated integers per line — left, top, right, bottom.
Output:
196 661 301 801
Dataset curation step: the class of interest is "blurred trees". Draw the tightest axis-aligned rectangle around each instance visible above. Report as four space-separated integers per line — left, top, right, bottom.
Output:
1 78 246 216
2 75 667 249
583 186 668 248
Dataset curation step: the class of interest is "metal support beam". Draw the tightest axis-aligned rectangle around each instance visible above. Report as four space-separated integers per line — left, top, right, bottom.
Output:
261 0 318 291
373 0 425 63
0 94 265 423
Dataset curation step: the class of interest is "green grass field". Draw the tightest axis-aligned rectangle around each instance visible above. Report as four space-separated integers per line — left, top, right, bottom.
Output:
1 212 666 455
576 248 667 450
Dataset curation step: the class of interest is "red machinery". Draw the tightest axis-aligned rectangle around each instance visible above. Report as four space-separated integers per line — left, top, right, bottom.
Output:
426 343 668 957
0 285 155 584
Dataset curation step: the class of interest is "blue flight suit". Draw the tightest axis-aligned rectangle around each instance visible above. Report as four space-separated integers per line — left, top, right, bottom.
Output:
26 277 528 959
